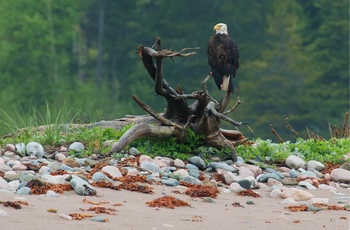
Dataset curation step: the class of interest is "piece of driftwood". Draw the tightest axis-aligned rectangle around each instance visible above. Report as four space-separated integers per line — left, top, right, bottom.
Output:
109 37 248 161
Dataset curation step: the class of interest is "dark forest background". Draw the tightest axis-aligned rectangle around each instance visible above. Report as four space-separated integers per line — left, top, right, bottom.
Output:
0 0 348 141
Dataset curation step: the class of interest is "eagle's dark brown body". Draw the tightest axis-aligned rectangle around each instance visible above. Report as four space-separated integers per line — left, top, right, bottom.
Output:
207 33 239 93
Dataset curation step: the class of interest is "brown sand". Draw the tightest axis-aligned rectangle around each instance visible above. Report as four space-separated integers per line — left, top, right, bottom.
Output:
1 184 349 230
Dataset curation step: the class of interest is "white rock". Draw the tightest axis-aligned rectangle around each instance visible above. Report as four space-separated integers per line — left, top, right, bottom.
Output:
126 168 139 176
174 159 185 168
270 188 282 198
309 198 329 204
68 142 84 153
238 166 255 178
7 180 20 192
330 168 350 183
39 166 51 174
285 155 305 169
280 188 314 201
306 160 325 171
12 164 27 171
173 169 189 177
55 153 66 162
245 176 259 188
229 182 246 193
101 166 122 178
280 198 297 205
26 142 45 158
0 158 4 165
15 143 26 156
47 175 66 185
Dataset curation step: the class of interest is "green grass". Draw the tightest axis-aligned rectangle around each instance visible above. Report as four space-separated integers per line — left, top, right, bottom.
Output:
0 104 349 164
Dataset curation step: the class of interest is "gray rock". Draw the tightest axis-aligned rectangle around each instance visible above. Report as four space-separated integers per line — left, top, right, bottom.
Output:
207 162 236 172
47 162 61 171
161 178 179 186
16 186 31 195
70 176 96 196
185 163 199 170
340 162 350 171
181 176 203 185
128 147 140 156
306 160 325 171
288 169 299 178
237 179 251 189
188 168 200 178
285 155 305 169
15 143 26 156
298 181 316 190
188 156 206 170
300 170 317 178
92 172 112 182
257 173 282 182
140 162 161 173
68 142 84 153
59 164 75 172
26 142 45 158
265 168 284 179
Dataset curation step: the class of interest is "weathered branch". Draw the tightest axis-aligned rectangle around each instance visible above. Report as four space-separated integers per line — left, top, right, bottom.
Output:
205 101 247 127
269 124 284 143
223 96 242 115
132 94 183 130
110 123 178 153
141 47 200 58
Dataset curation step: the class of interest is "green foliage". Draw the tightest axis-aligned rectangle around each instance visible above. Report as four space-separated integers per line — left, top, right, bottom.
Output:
237 138 350 164
130 129 205 160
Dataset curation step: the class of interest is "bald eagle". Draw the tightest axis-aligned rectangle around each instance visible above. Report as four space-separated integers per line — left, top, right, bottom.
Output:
207 23 239 93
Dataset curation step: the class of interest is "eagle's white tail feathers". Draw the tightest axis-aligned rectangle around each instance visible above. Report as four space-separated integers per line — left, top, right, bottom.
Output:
220 75 230 91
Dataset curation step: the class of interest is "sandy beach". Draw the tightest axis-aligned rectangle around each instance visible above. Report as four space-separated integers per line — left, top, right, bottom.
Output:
1 181 349 230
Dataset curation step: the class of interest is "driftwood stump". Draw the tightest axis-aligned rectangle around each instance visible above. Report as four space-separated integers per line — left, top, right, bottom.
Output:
109 37 247 161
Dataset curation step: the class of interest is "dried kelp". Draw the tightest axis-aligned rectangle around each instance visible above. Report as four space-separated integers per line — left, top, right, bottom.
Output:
237 189 260 197
0 200 29 209
87 206 117 215
90 181 120 191
287 204 347 212
82 198 109 205
117 175 152 184
185 185 219 198
27 180 73 195
118 182 154 194
146 196 190 209
69 213 94 220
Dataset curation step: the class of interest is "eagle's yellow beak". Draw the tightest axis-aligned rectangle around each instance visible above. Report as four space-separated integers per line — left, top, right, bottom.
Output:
214 24 221 31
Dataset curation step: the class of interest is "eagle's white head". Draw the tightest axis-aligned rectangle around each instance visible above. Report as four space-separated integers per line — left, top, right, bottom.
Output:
214 23 228 35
